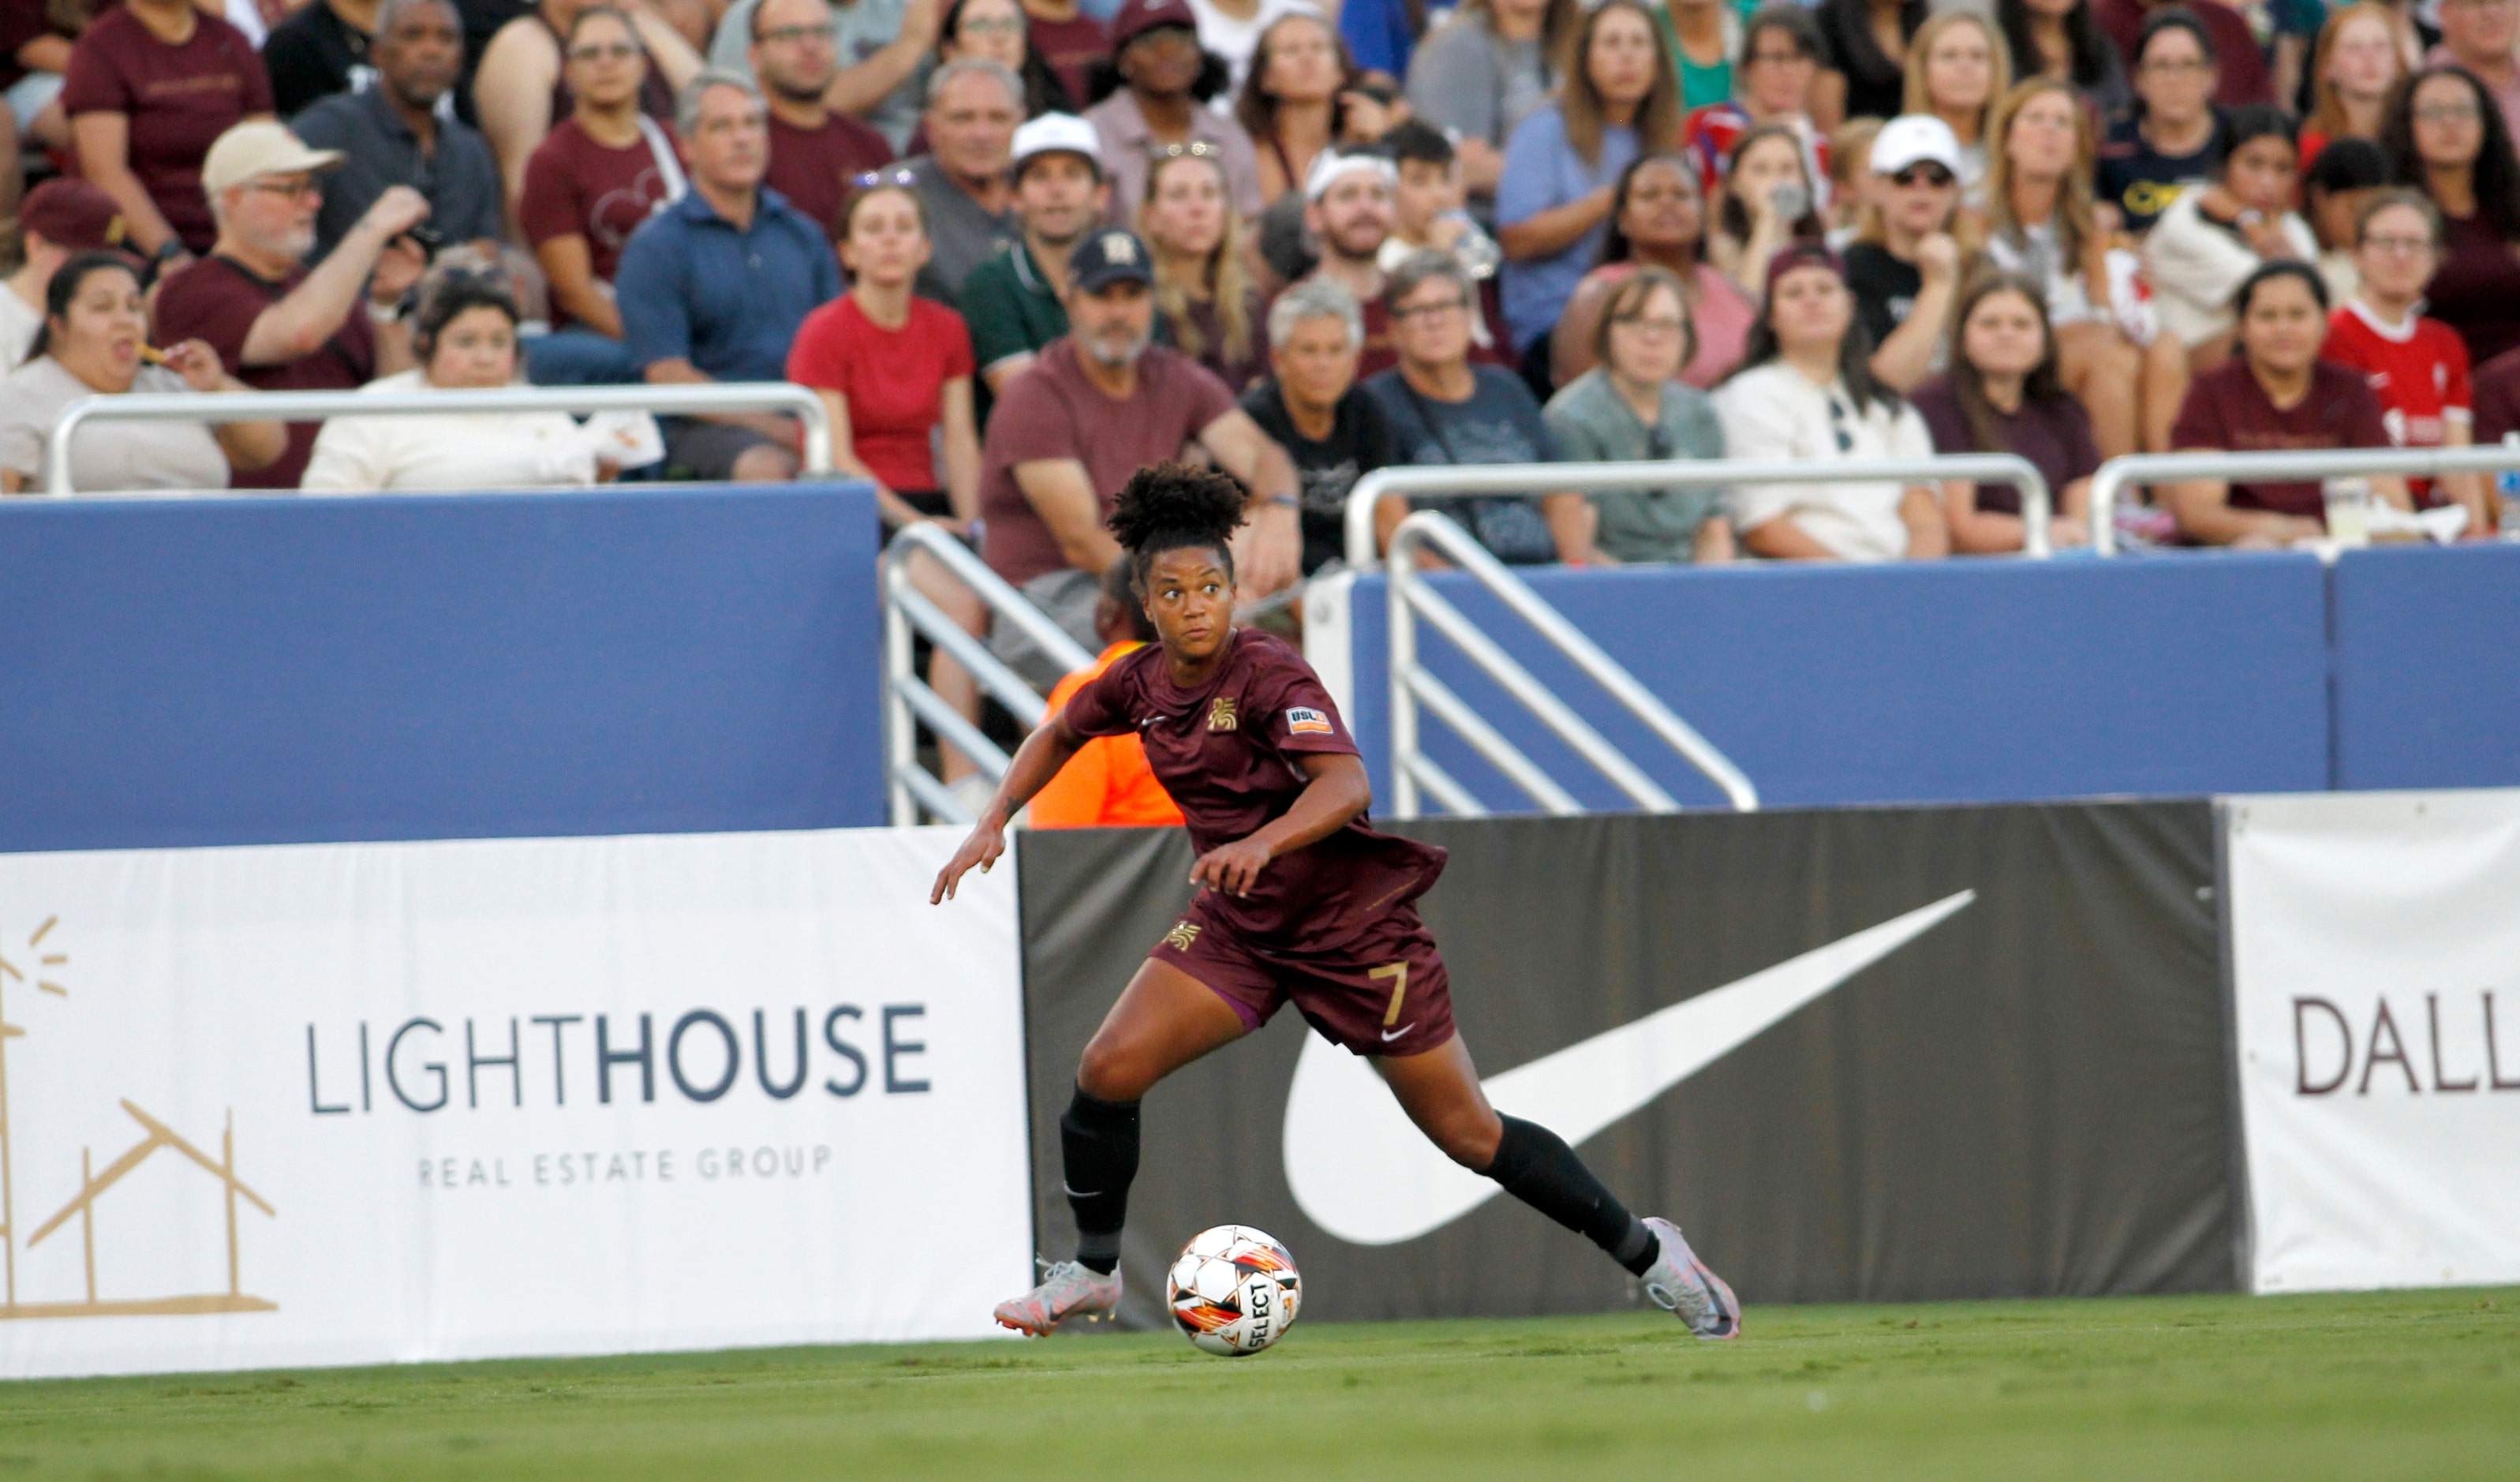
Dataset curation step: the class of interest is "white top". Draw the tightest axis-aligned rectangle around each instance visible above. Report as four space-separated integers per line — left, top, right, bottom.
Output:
1712 360 1934 561
299 370 603 492
0 286 39 372
1192 0 1322 96
0 358 230 493
2145 192 2320 350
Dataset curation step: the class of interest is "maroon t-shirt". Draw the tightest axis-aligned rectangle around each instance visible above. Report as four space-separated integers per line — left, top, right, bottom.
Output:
0 0 76 91
2168 359 2392 521
1911 376 2102 517
1027 10 1108 109
1063 629 1447 953
2094 0 2271 107
2472 342 2520 446
518 117 679 296
155 254 376 488
766 110 896 241
60 6 274 254
977 337 1238 586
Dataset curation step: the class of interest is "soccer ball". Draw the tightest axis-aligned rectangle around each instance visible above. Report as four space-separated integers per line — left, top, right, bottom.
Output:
1165 1225 1302 1357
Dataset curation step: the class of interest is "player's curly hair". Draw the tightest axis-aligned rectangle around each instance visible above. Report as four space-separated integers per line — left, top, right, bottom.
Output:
1107 460 1247 590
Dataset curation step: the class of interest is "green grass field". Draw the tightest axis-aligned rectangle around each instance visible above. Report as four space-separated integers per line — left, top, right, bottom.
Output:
2 1288 2512 1480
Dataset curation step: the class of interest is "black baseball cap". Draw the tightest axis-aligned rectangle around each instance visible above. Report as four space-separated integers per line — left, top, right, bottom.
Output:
1069 229 1155 293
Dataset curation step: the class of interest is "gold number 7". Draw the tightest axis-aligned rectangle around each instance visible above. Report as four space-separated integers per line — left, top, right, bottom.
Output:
1370 961 1408 1027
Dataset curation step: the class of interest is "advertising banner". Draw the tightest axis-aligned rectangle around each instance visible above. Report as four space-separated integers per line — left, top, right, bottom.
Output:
0 827 1030 1379
1019 803 2233 1326
2224 790 2520 1293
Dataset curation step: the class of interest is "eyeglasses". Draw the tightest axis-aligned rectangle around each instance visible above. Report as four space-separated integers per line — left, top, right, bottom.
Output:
2361 232 2436 255
2415 103 2482 123
1826 395 1853 453
852 167 922 189
566 40 638 61
1147 140 1220 159
249 178 321 201
1390 296 1468 320
1890 164 1955 188
1610 314 1688 339
760 21 836 43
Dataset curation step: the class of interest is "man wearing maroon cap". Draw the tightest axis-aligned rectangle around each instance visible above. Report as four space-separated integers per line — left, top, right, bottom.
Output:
1082 0 1262 227
2 179 141 369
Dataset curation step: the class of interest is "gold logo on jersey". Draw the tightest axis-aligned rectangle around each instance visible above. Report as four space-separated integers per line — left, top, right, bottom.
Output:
1207 697 1238 732
1165 920 1202 951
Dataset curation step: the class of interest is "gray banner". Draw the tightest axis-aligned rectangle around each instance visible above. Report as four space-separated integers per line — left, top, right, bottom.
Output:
1016 803 2231 1326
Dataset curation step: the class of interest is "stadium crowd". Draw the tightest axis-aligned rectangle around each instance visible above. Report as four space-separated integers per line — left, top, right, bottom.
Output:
6 0 2520 574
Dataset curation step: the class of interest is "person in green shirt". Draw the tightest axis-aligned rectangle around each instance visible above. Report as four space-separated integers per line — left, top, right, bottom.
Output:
1657 0 1743 112
956 110 1107 424
1542 264 1736 563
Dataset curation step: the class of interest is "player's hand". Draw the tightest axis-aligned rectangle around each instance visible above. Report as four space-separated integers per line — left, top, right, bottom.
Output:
1191 837 1273 897
930 819 1005 904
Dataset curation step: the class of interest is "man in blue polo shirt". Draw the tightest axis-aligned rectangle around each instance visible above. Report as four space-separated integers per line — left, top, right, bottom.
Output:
617 68 841 482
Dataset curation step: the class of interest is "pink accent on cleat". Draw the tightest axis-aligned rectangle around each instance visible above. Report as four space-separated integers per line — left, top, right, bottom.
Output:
1640 1217 1740 1340
993 1259 1122 1336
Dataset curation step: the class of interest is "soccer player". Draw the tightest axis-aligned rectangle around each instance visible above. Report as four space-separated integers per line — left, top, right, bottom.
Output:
929 461 1741 1342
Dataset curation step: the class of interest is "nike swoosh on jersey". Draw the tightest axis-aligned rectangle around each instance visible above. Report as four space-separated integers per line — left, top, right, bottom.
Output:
1380 1023 1414 1042
1280 890 1976 1246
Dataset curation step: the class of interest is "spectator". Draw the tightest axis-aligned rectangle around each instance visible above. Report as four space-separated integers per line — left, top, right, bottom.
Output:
2 0 79 188
615 70 841 481
975 226 1301 677
0 252 283 494
1027 560 1187 829
750 0 897 240
2146 106 2314 372
1363 251 1593 562
941 0 1075 120
1545 266 1734 564
62 0 272 263
1912 268 2097 552
1553 152 1756 389
1293 149 1509 380
1985 77 2183 458
1404 0 1576 204
2384 63 2520 365
1668 0 1740 114
1085 0 1262 226
785 182 990 782
263 0 381 118
1497 0 1677 371
2324 188 2492 525
2094 0 2271 109
1238 279 1393 573
1840 114 1972 393
2 179 139 369
1023 0 1108 107
2427 0 2520 143
1238 9 1348 204
1825 114 1881 238
1815 0 1923 125
2305 134 2393 301
1378 118 1503 280
905 56 1024 301
960 111 1105 399
2467 336 2520 447
2301 4 2406 170
1901 13 2006 192
294 0 501 263
1708 124 1828 299
1681 6 1833 195
303 268 619 490
2167 261 2409 543
708 0 934 152
1995 0 2126 121
1188 0 1312 95
155 122 429 488
518 5 682 386
476 0 698 238
1713 242 1947 560
1140 147 1265 389
2097 9 2227 234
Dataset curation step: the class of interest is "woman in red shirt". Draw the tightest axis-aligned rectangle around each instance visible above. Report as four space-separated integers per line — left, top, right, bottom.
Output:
787 182 989 787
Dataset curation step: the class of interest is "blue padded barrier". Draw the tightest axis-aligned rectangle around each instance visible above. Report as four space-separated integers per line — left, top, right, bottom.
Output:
0 484 883 851
1338 551 2332 811
2330 541 2520 792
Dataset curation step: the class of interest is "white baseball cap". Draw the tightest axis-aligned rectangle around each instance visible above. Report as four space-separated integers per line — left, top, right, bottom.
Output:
201 120 345 196
1011 113 1104 178
1869 114 1964 178
1304 150 1397 203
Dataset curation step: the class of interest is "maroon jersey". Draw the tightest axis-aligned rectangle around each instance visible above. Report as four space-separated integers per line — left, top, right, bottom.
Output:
1061 628 1445 954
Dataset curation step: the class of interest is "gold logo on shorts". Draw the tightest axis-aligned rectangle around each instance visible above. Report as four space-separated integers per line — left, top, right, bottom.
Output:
1207 697 1237 732
1165 920 1202 951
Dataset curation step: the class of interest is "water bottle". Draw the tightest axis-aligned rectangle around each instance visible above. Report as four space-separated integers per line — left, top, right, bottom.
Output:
1441 210 1503 281
2501 433 2520 540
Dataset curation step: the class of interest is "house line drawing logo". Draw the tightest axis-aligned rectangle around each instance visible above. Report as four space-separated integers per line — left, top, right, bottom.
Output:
0 916 278 1320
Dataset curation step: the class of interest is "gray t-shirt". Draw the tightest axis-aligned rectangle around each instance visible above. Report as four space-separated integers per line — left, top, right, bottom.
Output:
1542 368 1727 563
907 154 1019 306
0 359 230 493
0 288 39 372
1404 14 1547 153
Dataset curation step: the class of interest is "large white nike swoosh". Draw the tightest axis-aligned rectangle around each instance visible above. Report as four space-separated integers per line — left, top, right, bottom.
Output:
1280 890 1976 1246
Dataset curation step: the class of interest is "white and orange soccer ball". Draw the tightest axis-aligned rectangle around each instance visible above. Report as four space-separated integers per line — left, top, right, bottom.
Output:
1165 1225 1302 1357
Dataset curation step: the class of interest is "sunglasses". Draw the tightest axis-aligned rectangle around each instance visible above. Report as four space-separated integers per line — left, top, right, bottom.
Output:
1890 164 1955 188
1147 140 1220 160
852 167 922 189
1826 395 1853 453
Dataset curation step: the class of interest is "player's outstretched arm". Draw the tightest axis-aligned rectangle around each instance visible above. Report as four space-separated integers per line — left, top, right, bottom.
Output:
930 713 1090 903
1189 753 1372 896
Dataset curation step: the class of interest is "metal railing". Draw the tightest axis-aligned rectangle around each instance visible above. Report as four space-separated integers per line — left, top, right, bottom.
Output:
1385 509 1759 820
882 522 1094 828
1342 454 2056 568
39 382 834 496
2088 445 2520 554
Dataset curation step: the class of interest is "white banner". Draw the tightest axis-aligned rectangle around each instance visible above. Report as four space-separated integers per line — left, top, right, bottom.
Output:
2225 790 2520 1294
0 827 1030 1379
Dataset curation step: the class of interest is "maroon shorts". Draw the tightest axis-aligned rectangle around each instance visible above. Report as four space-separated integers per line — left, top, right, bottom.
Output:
1150 891 1456 1057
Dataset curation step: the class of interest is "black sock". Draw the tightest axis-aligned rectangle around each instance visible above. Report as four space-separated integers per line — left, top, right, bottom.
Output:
1060 1085 1140 1275
1483 1114 1661 1277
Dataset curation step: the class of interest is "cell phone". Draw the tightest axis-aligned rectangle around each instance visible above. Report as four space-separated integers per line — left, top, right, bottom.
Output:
395 223 446 260
1769 183 1810 222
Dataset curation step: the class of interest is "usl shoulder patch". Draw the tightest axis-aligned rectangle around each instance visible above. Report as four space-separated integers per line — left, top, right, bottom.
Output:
1287 707 1333 735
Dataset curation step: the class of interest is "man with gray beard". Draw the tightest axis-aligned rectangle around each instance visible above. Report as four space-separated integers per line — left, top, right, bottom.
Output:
976 226 1304 683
